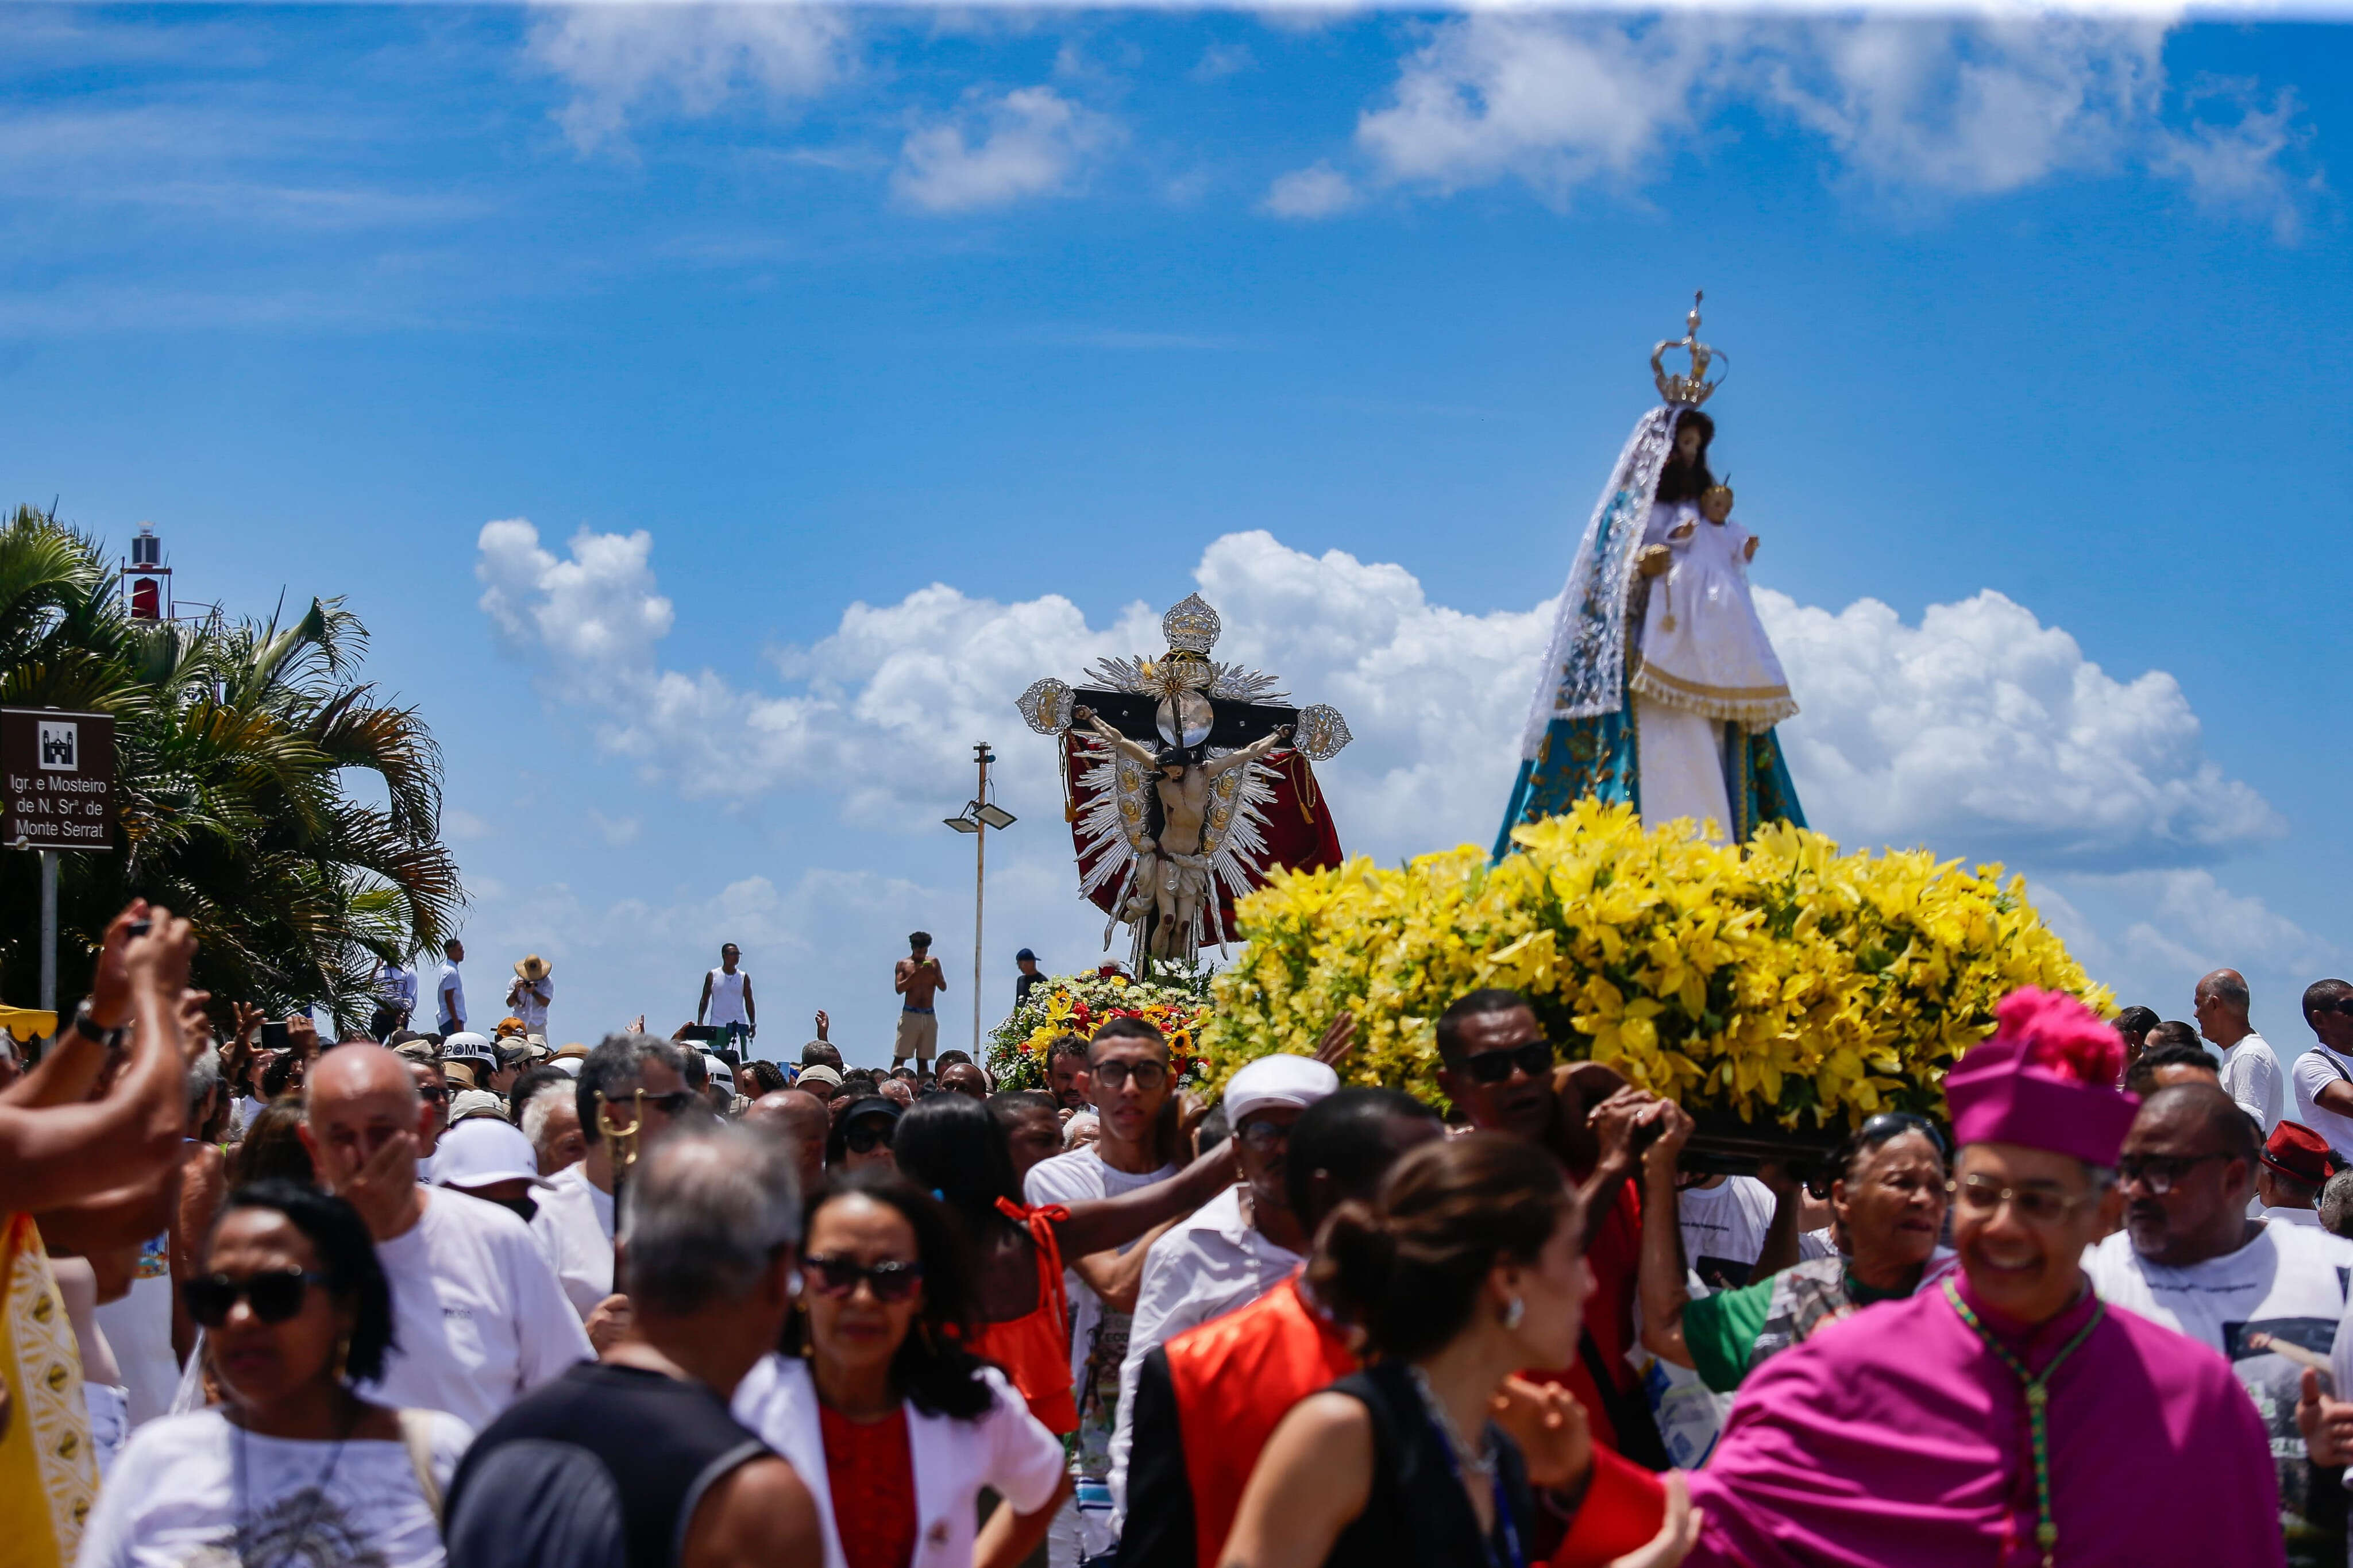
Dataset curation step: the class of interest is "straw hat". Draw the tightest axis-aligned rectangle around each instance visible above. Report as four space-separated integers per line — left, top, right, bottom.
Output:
514 955 552 983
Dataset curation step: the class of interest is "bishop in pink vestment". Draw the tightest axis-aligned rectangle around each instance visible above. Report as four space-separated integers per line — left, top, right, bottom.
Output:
1685 989 2285 1568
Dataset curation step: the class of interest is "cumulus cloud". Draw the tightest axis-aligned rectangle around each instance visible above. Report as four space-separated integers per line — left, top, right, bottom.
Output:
527 4 852 153
891 86 1118 212
1261 160 1361 218
1346 14 2316 224
2107 869 2339 981
1760 588 2281 868
479 520 2275 879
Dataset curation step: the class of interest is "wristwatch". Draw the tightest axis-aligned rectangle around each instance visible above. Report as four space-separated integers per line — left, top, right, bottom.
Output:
71 999 126 1052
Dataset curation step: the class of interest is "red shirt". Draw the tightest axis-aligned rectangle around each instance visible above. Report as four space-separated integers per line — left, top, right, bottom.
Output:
819 1403 917 1568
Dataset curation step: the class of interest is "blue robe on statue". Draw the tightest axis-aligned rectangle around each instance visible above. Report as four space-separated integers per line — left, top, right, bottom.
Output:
1495 403 1806 859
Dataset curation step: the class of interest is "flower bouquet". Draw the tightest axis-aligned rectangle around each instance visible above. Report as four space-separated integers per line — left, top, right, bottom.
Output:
985 965 1213 1093
1197 799 2106 1150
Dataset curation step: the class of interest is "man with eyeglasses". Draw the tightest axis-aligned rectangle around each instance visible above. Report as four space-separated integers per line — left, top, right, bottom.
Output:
1430 987 1673 1469
301 1044 591 1431
2288 979 2353 1160
1023 1017 1192 1567
1107 1054 1338 1540
2086 1084 2350 1566
1683 989 2281 1568
531 1032 700 1334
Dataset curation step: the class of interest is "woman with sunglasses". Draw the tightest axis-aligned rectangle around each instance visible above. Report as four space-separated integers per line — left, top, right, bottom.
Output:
77 1180 469 1568
730 1171 1073 1568
828 1096 904 1173
1636 1105 1953 1394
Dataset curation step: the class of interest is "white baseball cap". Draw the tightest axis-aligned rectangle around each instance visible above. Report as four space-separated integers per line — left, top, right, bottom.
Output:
431 1117 554 1191
1224 1055 1340 1126
700 1053 735 1092
440 1031 495 1064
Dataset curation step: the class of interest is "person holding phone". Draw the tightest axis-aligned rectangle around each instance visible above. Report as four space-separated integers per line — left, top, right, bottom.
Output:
893 933 947 1079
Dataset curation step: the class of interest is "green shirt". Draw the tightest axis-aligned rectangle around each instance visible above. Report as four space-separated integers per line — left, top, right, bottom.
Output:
1681 1262 1912 1393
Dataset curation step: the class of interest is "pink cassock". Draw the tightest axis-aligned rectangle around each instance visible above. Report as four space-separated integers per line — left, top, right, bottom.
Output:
1684 1275 2284 1568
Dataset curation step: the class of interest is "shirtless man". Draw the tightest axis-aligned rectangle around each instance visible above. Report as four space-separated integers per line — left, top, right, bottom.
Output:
893 932 947 1077
1074 706 1293 959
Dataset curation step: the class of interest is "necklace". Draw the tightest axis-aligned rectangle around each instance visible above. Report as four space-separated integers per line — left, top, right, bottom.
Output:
232 1396 357 1568
1943 1279 2105 1568
1407 1364 1497 1484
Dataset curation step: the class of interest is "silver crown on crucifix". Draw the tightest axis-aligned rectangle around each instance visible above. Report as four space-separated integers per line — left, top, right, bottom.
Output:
1161 593 1221 657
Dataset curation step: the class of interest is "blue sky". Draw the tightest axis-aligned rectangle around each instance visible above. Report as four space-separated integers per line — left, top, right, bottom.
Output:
4 3 2347 1065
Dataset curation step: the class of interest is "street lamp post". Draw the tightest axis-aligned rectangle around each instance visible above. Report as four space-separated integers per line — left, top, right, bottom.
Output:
943 741 1016 1059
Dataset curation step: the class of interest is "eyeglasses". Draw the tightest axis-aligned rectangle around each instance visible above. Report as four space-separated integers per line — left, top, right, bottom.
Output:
1459 1040 1554 1085
1858 1111 1948 1157
2117 1152 2235 1196
418 1086 449 1104
801 1254 924 1302
182 1270 330 1328
1948 1175 2097 1226
1236 1119 1293 1152
1089 1060 1168 1092
844 1121 896 1155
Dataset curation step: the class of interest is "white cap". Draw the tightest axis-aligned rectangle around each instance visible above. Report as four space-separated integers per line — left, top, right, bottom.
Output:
700 1053 734 1091
1224 1055 1340 1125
431 1117 553 1190
550 1057 582 1077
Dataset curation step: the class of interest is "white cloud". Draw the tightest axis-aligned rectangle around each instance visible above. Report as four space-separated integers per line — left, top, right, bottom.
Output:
890 87 1119 213
1344 14 2317 225
1261 160 1361 218
526 4 852 153
479 520 2275 879
1760 588 2281 867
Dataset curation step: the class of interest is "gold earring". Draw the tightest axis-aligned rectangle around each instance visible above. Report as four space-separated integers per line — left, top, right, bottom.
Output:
332 1337 350 1383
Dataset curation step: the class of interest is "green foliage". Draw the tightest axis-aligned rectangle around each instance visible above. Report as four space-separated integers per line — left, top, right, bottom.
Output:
0 504 462 1026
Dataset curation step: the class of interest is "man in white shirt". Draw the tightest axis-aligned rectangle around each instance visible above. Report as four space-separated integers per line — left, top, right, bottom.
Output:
299 1044 591 1432
2086 1083 2352 1564
1023 1017 1183 1568
435 939 467 1035
696 942 757 1052
2197 967 2282 1134
369 957 418 1042
1106 1055 1338 1534
531 1032 699 1331
507 954 554 1037
2288 978 2353 1158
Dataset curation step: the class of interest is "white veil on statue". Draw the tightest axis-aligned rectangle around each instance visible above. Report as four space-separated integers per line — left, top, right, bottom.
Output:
1515 403 1683 759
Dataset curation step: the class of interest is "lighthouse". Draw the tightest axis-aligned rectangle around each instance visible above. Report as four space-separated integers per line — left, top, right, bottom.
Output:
125 524 169 621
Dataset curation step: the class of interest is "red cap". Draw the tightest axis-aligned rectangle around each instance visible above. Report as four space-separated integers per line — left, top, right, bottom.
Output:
2261 1121 2340 1187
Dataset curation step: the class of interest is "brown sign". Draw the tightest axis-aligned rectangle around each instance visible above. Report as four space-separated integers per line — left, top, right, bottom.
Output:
2 708 117 852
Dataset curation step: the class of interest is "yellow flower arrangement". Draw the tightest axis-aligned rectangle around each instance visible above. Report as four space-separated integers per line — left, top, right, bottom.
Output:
985 968 1211 1092
1197 799 2106 1132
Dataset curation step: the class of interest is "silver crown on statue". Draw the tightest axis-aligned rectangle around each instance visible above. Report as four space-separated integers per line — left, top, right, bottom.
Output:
1160 593 1222 657
1651 290 1728 408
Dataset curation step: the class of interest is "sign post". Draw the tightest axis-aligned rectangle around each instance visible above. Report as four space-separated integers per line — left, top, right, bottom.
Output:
2 708 119 1013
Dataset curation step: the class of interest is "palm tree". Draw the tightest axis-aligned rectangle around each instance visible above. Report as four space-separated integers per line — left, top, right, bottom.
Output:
0 503 461 1026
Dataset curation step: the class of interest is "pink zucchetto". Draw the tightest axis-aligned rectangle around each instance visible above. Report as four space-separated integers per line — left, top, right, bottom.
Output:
1944 988 2139 1168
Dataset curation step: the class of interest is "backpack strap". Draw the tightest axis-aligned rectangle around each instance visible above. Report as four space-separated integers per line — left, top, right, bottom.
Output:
398 1408 443 1527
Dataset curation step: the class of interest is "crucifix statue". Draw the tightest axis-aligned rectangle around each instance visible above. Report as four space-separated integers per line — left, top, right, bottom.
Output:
1017 593 1353 970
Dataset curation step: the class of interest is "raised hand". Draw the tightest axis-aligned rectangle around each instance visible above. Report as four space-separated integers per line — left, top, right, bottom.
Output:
1313 1012 1357 1069
813 1010 830 1040
87 901 149 1030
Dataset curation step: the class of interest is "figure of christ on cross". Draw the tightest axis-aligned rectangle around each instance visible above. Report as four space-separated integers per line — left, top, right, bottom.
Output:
1073 705 1292 960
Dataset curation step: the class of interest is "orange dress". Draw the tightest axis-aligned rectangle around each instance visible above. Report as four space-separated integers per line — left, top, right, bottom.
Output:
969 1199 1078 1436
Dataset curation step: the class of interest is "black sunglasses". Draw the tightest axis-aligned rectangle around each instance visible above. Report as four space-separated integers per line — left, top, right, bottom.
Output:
1860 1111 1947 1157
801 1254 924 1302
1459 1040 1555 1085
844 1121 897 1154
182 1270 330 1328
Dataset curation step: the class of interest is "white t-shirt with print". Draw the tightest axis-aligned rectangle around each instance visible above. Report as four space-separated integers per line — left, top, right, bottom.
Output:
75 1407 470 1568
529 1163 615 1321
1675 1176 1779 1290
358 1187 593 1431
2089 1219 2352 1557
2291 1044 2353 1158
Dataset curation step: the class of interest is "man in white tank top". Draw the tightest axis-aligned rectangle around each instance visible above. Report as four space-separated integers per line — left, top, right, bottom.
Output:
698 942 756 1051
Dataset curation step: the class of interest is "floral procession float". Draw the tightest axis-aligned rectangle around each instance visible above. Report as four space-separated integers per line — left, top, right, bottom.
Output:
983 964 1212 1094
1016 299 2105 1165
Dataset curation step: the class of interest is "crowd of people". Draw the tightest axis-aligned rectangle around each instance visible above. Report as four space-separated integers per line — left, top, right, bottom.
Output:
9 906 2353 1567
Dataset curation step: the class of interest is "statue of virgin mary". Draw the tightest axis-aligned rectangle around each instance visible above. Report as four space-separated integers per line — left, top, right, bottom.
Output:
1495 298 1807 853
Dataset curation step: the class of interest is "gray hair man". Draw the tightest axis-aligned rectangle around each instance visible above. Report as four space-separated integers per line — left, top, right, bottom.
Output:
445 1126 821 1567
2196 968 2283 1134
530 1032 697 1331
